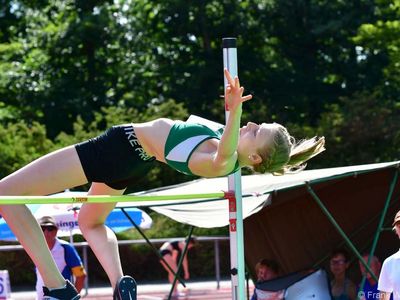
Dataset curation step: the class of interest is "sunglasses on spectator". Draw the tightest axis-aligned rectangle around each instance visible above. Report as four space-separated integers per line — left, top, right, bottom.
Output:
330 259 346 265
41 226 57 232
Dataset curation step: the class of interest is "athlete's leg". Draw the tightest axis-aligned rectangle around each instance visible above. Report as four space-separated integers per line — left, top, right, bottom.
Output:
0 145 87 195
0 145 88 288
0 204 66 288
78 182 125 288
160 255 179 294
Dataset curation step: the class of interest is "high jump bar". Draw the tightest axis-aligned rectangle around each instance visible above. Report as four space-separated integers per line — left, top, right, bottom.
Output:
0 192 225 205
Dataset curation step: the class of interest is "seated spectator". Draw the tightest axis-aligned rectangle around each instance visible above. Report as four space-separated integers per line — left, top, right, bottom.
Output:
358 253 393 300
330 248 357 300
251 258 284 300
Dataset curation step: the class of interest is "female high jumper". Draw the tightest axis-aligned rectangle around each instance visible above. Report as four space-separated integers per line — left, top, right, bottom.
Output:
0 69 325 300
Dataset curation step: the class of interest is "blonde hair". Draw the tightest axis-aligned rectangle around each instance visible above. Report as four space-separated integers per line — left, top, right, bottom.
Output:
253 123 325 175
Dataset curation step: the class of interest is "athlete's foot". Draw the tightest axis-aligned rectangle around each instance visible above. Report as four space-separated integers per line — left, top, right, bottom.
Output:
42 280 80 300
164 291 184 300
113 276 137 300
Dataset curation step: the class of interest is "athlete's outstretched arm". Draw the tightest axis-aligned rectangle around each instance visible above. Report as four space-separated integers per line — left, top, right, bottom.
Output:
214 69 252 169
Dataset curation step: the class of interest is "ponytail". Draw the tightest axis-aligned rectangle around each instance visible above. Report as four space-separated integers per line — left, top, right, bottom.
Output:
286 136 325 172
253 123 325 175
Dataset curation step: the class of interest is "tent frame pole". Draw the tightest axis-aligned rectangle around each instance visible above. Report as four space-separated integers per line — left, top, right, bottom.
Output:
222 37 246 300
306 183 378 282
120 208 187 287
312 202 396 268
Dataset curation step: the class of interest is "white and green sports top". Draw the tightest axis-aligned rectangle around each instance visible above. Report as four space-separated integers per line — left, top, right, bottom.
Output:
164 121 239 176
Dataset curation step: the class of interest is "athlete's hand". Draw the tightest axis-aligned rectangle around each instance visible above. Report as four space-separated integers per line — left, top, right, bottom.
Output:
224 68 252 112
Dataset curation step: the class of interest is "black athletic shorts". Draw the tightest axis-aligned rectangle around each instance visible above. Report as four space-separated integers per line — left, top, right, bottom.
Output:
160 249 172 257
75 124 156 190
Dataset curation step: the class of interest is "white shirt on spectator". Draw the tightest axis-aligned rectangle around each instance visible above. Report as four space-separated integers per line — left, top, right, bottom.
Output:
378 249 400 300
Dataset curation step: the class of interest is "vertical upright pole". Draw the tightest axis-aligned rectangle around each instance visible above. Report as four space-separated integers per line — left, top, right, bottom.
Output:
83 246 89 295
222 37 246 300
214 240 221 289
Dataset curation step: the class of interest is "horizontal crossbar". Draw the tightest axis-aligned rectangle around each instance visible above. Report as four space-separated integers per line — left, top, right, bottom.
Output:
0 193 225 205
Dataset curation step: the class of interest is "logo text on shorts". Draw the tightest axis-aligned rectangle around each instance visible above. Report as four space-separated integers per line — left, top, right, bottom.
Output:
124 127 153 161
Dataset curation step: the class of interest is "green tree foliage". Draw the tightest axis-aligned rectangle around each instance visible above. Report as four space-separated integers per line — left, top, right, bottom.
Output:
0 0 398 204
318 92 400 166
1 0 400 286
312 0 400 166
353 0 400 98
0 0 165 136
0 121 54 178
0 0 378 135
0 0 386 131
245 0 377 124
0 0 399 219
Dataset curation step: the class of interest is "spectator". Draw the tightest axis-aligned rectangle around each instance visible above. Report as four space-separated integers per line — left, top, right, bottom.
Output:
358 254 393 300
35 216 86 300
330 248 357 300
159 237 197 298
251 258 284 300
378 210 400 300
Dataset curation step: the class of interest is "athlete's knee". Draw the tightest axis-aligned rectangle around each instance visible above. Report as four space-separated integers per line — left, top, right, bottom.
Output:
77 213 106 233
78 214 96 232
77 218 92 233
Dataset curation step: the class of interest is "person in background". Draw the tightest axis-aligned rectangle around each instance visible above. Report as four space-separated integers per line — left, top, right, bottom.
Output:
251 258 283 300
378 210 400 300
330 248 357 300
358 253 393 300
35 216 86 300
159 237 197 298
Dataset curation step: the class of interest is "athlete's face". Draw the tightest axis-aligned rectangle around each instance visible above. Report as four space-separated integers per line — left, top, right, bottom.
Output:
237 122 275 162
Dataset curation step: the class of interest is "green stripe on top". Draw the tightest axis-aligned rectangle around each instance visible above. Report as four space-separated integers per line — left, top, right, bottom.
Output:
164 122 222 176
